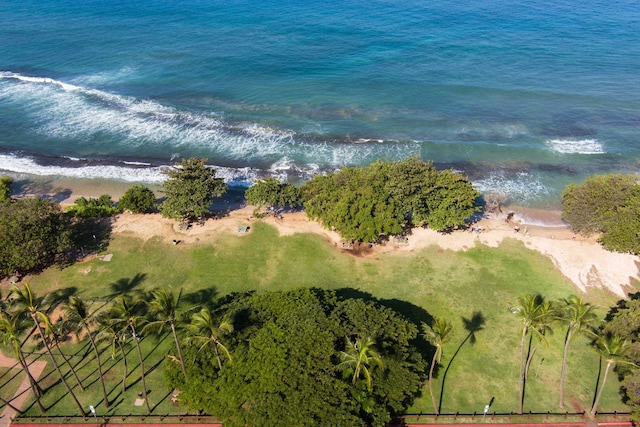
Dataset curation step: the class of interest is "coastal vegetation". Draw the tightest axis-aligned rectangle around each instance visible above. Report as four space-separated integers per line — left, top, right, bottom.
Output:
300 157 480 242
244 177 302 217
1 167 640 423
159 157 228 222
562 174 640 254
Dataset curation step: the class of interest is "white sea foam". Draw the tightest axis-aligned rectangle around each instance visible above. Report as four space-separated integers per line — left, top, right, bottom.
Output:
474 170 552 203
546 138 604 154
0 153 262 185
0 71 424 174
0 154 166 183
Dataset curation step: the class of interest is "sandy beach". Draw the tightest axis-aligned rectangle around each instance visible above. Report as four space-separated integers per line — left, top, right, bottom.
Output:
11 176 640 299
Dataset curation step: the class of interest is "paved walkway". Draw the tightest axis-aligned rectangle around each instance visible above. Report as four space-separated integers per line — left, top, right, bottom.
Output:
0 350 47 427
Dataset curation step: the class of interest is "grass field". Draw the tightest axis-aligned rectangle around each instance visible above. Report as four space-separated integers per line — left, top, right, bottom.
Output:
6 220 631 417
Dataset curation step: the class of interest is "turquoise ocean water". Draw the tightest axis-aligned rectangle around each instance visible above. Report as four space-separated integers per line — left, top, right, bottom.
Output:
1 0 639 208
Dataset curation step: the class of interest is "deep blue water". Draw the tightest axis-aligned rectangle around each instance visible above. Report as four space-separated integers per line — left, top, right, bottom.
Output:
1 0 639 207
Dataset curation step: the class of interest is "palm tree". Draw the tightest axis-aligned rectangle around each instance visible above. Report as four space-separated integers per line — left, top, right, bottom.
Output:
64 296 109 408
186 308 233 370
512 294 546 415
95 314 129 394
109 296 151 414
422 317 454 415
558 295 599 409
0 311 45 413
336 336 384 392
143 288 192 381
9 283 86 417
525 299 556 380
46 320 85 391
590 332 634 416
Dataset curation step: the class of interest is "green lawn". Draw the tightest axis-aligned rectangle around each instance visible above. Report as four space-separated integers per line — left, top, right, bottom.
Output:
14 220 633 417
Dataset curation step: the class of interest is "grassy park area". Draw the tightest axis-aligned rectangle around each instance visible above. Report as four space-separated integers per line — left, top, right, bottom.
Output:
6 220 629 418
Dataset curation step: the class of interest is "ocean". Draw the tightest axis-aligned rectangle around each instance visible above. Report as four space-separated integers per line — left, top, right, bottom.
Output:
1 0 639 209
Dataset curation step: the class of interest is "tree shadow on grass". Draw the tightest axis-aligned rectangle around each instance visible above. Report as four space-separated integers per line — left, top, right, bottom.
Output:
438 310 487 413
109 273 147 298
182 287 219 311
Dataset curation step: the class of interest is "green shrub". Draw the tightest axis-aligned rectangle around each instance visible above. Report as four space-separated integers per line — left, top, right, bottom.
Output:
66 194 121 218
245 177 301 212
118 185 156 213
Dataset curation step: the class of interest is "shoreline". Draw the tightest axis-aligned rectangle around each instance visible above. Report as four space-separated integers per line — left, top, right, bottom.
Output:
9 174 568 226
8 175 640 298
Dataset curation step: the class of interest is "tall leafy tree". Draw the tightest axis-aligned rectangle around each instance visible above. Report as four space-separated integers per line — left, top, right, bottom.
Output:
9 283 86 417
422 317 454 415
558 295 599 409
336 336 384 392
64 296 110 408
186 308 233 370
0 311 46 413
159 157 227 222
144 288 192 380
590 332 634 416
109 296 151 414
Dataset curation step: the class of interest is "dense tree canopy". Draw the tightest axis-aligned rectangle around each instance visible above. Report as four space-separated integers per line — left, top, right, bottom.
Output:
300 157 479 241
160 158 227 222
165 288 427 427
244 177 301 215
562 174 640 254
602 295 640 418
0 175 12 202
0 197 73 277
118 185 156 214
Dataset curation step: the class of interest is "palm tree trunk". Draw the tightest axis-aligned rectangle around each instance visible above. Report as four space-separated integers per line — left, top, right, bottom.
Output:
118 338 128 394
17 350 46 412
170 321 188 381
525 342 539 380
33 318 86 418
518 326 527 415
429 350 439 415
131 326 151 415
85 324 109 408
53 336 85 391
213 343 222 370
18 348 43 396
559 330 572 409
590 360 612 417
